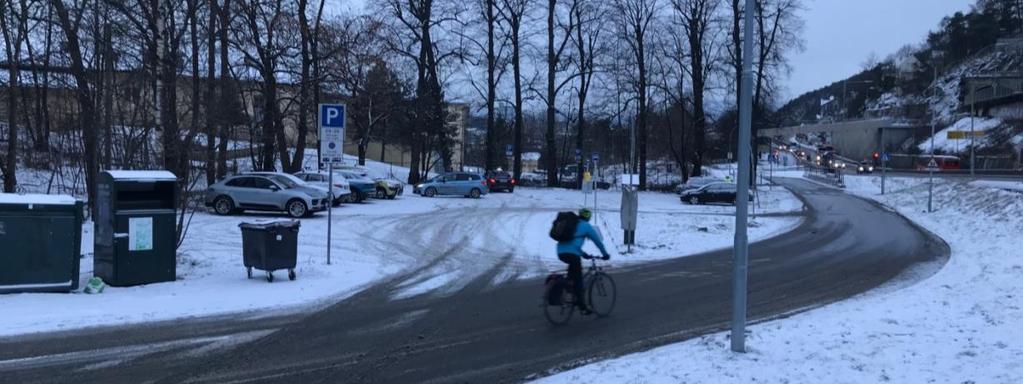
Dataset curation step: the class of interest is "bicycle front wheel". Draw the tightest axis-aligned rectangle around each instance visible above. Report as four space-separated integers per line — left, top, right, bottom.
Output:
587 273 617 317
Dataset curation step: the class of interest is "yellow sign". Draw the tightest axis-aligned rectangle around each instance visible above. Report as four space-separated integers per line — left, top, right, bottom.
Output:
947 131 986 139
582 171 592 183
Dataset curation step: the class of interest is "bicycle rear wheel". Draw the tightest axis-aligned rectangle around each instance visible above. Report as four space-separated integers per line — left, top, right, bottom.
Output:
587 273 617 317
543 283 575 325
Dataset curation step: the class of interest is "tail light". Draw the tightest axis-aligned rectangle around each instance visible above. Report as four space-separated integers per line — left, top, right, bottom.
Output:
481 180 487 186
511 179 516 185
489 178 496 183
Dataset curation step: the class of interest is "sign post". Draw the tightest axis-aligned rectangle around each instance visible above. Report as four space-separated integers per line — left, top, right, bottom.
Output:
881 152 890 195
319 104 346 265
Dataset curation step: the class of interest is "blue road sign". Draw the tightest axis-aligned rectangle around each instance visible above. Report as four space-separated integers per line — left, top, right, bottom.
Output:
506 144 513 157
591 152 599 161
881 153 890 162
320 104 346 128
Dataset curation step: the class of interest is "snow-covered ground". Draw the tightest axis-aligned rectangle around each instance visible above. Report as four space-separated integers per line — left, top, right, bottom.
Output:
535 174 1023 384
1 182 803 337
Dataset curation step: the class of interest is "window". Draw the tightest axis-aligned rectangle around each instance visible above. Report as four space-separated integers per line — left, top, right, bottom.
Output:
250 177 277 190
455 174 472 181
225 177 249 187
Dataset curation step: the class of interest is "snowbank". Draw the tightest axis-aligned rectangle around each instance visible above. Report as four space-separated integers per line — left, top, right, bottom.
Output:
534 175 1023 384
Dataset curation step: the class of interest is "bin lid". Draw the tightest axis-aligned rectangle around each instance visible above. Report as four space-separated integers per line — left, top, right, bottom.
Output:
238 219 301 230
0 193 78 206
103 170 177 181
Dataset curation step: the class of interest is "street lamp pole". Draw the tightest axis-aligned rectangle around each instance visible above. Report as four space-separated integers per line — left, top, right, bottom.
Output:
731 0 755 354
970 80 976 177
928 50 942 213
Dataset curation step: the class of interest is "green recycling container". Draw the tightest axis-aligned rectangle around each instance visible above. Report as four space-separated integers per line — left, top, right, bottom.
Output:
0 193 84 293
94 170 178 286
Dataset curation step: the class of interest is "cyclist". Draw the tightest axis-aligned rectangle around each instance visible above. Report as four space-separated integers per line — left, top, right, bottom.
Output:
556 208 610 315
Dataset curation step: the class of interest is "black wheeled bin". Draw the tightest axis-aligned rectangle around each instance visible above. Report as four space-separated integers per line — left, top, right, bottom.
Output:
0 194 84 293
94 170 178 286
239 220 300 283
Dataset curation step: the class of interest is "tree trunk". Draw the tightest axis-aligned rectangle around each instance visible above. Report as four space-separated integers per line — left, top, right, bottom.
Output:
511 15 523 181
545 0 558 187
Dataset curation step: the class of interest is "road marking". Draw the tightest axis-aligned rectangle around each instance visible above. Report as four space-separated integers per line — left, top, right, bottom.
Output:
0 329 277 372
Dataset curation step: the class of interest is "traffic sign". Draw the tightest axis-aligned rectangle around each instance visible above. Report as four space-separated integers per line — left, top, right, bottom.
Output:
927 158 939 170
319 104 346 164
506 144 513 157
591 152 599 161
881 153 890 162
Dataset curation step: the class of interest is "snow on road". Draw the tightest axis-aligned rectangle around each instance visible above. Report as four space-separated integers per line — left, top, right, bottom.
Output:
534 175 1023 384
1 185 803 337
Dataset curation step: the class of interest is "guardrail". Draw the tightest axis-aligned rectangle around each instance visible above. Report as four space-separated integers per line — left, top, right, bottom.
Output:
804 164 845 188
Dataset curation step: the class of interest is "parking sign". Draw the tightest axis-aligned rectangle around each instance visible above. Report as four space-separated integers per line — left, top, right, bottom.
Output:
319 104 346 164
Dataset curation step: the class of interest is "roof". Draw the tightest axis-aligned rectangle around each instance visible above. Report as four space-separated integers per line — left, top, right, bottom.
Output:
104 170 177 181
0 193 78 206
522 152 541 161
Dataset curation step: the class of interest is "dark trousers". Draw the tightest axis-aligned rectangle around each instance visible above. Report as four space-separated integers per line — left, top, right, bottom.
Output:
558 253 586 309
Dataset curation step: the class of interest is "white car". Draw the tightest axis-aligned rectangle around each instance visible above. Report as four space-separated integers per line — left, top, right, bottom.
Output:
294 172 354 205
247 171 344 206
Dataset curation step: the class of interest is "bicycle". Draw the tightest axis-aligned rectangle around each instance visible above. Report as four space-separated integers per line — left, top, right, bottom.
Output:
542 255 617 325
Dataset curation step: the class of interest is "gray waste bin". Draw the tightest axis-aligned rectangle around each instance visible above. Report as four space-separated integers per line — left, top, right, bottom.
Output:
239 220 300 283
0 193 84 293
94 170 178 286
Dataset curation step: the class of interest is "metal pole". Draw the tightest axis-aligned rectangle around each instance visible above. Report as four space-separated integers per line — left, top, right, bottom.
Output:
327 162 333 265
731 0 755 354
970 81 976 177
881 128 886 195
928 64 936 213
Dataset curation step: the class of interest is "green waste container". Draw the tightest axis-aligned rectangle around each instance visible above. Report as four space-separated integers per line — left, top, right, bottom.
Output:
94 170 178 286
239 220 299 283
0 193 84 293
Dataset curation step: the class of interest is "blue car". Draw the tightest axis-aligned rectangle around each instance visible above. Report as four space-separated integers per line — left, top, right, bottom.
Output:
335 170 376 202
413 172 489 198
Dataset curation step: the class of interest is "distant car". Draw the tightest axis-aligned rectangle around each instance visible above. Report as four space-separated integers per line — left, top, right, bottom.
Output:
374 177 404 199
205 174 329 218
675 177 723 194
294 172 353 205
337 170 377 202
679 182 753 205
519 172 546 187
856 162 875 174
484 170 516 192
413 172 489 198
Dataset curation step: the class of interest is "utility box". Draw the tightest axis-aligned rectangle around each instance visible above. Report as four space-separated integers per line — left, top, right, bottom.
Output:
0 194 84 293
94 170 178 286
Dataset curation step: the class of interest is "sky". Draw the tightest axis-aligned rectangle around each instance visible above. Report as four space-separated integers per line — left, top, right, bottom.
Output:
784 0 976 102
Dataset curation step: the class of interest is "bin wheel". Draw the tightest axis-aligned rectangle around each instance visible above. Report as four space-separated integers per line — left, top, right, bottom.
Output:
288 269 296 281
247 267 252 279
266 271 274 283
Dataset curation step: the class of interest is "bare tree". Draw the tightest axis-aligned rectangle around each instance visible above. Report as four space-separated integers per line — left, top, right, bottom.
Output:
571 0 605 188
672 0 718 177
614 0 658 190
540 0 578 187
498 0 529 180
0 0 29 192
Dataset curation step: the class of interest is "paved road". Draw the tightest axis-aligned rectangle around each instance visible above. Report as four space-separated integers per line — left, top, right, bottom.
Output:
0 178 949 383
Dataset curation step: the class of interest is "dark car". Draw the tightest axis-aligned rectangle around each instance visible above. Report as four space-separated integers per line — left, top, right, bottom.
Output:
679 182 753 205
856 162 875 174
484 171 516 192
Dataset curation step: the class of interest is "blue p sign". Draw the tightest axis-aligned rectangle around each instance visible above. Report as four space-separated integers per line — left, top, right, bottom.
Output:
320 104 346 128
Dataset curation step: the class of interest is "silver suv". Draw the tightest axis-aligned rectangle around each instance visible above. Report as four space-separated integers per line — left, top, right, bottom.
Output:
205 174 329 218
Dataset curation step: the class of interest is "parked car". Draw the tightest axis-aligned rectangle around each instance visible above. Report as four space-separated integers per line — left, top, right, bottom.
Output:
675 177 723 194
519 172 546 187
856 162 875 174
205 174 329 218
337 170 377 202
484 170 516 192
679 182 753 205
413 172 489 198
294 171 353 205
373 177 404 199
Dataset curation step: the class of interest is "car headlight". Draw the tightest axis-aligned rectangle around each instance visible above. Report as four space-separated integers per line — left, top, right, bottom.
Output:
869 166 874 172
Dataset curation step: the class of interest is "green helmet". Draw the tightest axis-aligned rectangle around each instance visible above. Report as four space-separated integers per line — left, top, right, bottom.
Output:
578 208 592 221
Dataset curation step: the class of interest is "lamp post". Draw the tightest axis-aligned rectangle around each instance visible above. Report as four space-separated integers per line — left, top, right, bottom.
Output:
928 50 943 213
731 0 755 354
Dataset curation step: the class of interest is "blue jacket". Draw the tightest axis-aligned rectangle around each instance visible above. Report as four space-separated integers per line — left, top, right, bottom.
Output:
556 220 609 257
